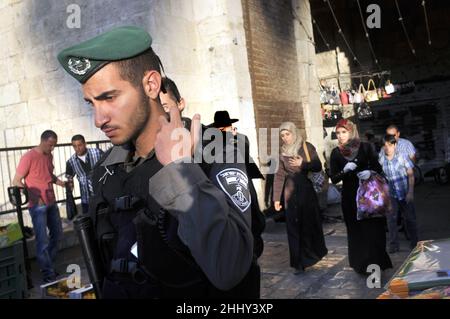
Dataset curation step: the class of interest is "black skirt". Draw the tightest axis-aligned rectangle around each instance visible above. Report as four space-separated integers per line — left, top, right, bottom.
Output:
285 173 328 269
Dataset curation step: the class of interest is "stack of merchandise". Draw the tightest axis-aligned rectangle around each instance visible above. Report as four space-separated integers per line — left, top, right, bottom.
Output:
377 238 450 299
0 223 23 248
319 78 398 125
41 277 75 299
69 284 96 299
41 277 97 299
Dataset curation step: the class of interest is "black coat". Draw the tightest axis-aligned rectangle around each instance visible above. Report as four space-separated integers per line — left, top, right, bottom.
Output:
330 142 392 273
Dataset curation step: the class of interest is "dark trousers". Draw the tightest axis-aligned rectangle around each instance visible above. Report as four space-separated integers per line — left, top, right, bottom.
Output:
81 203 89 214
387 197 419 250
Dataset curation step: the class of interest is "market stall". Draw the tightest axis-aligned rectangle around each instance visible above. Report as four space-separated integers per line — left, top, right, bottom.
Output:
378 238 450 299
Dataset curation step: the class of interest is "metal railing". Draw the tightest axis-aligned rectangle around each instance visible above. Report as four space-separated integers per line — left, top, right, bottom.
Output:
0 140 111 226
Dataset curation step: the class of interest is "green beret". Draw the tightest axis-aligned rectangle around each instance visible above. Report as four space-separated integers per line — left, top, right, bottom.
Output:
57 26 152 83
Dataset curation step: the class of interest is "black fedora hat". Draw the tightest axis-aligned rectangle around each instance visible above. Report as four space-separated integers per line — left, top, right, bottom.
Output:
208 110 239 128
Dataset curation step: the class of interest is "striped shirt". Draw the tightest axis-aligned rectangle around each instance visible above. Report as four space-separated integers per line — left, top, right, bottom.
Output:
379 152 414 200
66 148 104 204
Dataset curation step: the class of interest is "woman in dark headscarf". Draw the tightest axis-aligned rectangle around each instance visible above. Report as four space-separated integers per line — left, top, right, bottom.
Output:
329 119 392 274
273 122 328 274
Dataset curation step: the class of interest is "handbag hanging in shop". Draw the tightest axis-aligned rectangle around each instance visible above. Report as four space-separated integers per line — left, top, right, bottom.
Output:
319 86 329 104
340 90 349 105
353 84 365 104
348 89 355 104
323 107 343 127
356 102 374 120
364 79 379 102
302 142 326 194
385 80 395 94
320 85 340 105
341 104 355 119
329 85 341 105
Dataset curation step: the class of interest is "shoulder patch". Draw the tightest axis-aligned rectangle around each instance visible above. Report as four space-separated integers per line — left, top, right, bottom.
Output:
216 168 251 213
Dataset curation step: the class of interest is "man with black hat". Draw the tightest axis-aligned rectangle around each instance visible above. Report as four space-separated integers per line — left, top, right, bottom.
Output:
57 26 258 298
209 111 266 258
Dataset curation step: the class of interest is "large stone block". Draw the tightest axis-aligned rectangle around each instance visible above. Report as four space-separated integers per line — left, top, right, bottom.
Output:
6 54 25 82
193 0 225 21
0 5 13 31
21 48 46 78
3 102 29 128
0 82 21 106
169 0 194 20
11 0 29 28
0 59 8 86
3 127 16 147
18 77 43 101
197 15 230 39
27 98 57 124
0 107 5 136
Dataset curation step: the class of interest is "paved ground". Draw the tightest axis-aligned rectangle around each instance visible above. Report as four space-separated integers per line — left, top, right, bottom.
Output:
25 180 450 299
259 180 450 299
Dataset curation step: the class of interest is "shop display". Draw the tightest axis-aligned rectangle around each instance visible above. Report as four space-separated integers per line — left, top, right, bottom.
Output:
364 79 379 102
0 223 23 248
41 278 73 299
68 284 96 299
378 238 450 299
355 102 374 120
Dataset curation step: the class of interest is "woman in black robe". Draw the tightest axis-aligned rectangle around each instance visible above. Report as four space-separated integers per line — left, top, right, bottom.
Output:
273 122 328 273
329 119 392 274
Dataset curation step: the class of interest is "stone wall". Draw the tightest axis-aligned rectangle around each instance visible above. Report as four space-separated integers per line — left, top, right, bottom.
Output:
0 0 260 212
0 0 254 147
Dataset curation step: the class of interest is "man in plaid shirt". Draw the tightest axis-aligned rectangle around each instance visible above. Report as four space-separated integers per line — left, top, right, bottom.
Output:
66 135 104 214
384 124 417 163
379 134 418 253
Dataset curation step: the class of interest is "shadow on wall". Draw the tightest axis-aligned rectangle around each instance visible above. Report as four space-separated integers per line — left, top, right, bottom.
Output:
23 0 155 75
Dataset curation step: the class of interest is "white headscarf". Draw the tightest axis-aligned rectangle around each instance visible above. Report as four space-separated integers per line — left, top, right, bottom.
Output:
279 122 303 157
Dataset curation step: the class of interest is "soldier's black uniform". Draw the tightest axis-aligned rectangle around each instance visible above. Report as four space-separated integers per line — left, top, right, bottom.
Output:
89 140 260 298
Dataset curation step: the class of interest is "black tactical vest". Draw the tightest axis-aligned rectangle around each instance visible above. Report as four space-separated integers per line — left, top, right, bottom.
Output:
89 149 260 298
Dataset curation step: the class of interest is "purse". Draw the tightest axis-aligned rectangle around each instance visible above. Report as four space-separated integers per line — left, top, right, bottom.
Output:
364 79 379 102
323 109 342 127
348 90 355 104
340 91 349 105
342 104 355 119
385 80 395 94
329 85 341 105
354 84 365 104
356 102 374 120
302 142 326 194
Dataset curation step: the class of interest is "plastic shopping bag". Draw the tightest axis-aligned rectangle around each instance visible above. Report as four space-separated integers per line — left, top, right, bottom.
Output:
356 171 391 220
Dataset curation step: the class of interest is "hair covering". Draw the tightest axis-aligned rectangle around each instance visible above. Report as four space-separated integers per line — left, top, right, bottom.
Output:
279 122 303 157
335 119 361 161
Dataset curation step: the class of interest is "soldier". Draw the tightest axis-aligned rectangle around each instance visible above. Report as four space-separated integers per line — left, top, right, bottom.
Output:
57 26 259 298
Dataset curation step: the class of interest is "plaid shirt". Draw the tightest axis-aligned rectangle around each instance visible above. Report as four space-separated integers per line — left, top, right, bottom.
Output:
379 152 414 200
396 138 416 159
66 148 104 204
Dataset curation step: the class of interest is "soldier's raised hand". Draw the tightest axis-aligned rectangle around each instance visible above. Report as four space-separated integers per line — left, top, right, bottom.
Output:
155 105 200 166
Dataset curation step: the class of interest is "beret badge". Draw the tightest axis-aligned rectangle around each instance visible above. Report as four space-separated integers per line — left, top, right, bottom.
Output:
68 57 91 75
